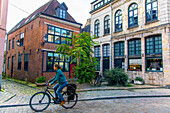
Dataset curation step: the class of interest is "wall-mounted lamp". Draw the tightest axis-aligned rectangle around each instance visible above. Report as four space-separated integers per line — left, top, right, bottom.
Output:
16 40 20 46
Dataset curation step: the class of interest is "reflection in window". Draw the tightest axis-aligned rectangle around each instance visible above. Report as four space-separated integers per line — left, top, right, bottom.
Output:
146 58 163 71
48 35 53 42
128 3 138 27
146 0 158 22
115 10 123 32
47 25 73 44
128 59 142 71
94 20 100 37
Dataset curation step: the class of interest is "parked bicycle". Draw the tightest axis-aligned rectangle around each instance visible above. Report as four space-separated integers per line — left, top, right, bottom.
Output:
93 72 102 87
29 83 78 112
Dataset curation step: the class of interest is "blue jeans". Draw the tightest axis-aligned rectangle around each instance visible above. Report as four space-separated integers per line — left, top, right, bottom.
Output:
53 81 68 101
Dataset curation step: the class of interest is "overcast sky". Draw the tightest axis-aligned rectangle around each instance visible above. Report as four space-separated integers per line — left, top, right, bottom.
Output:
7 0 93 32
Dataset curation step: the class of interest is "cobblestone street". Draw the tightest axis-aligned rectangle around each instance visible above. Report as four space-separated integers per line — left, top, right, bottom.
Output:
1 79 170 112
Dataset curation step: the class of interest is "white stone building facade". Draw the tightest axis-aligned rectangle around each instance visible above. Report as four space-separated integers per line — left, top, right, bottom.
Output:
90 0 170 86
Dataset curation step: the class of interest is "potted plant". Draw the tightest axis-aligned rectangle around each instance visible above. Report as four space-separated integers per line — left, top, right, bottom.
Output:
134 77 145 85
36 76 46 86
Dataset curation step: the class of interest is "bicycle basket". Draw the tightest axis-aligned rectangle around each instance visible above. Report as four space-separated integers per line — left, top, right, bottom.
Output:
67 84 76 100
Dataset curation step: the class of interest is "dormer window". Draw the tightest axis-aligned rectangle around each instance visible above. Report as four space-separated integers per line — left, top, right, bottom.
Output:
59 9 66 19
56 2 68 19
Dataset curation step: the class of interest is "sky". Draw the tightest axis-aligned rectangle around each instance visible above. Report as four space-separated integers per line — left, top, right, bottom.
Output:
7 0 93 32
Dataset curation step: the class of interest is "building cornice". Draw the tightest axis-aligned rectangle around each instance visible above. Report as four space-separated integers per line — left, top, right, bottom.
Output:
40 13 82 28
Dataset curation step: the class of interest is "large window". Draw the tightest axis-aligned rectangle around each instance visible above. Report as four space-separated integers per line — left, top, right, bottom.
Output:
115 10 123 32
103 44 110 57
114 42 124 56
24 54 29 71
146 58 163 71
128 3 138 28
104 15 110 35
128 39 141 55
18 53 22 70
146 0 158 23
94 46 100 71
128 59 142 71
146 35 162 55
47 25 73 44
146 35 162 71
20 32 24 46
94 20 100 37
12 38 15 49
47 52 70 72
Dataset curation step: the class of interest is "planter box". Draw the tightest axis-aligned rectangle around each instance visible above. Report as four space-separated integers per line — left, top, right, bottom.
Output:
134 80 144 85
35 82 46 86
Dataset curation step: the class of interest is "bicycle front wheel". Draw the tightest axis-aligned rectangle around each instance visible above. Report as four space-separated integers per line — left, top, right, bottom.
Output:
29 92 51 112
62 92 78 109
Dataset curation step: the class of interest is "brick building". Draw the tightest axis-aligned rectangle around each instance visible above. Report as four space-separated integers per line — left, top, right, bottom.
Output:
6 0 82 82
90 0 170 86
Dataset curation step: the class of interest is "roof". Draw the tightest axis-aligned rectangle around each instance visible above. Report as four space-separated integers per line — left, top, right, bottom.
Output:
8 0 79 34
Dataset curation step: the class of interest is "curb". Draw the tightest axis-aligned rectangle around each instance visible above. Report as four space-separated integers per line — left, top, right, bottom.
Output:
0 95 170 108
77 86 164 92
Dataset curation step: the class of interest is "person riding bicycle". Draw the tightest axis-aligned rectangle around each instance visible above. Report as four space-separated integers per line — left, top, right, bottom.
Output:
48 63 68 106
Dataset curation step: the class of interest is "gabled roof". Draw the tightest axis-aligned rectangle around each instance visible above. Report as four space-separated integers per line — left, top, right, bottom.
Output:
8 0 78 34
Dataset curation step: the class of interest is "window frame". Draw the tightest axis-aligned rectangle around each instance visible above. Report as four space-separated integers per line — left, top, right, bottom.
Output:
145 35 162 55
128 3 138 28
9 40 11 50
8 57 10 70
128 58 142 71
20 32 24 46
18 53 22 70
128 39 141 56
24 54 29 71
146 57 163 72
115 10 123 32
104 15 110 35
103 44 110 57
145 0 158 23
114 41 124 57
46 52 70 72
47 25 73 45
94 19 100 37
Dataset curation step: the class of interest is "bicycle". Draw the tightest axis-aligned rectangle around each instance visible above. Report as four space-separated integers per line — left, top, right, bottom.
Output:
92 72 102 87
29 83 78 112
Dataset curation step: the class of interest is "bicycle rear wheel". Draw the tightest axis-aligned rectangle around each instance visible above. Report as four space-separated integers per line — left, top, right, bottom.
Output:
29 92 51 112
62 92 78 109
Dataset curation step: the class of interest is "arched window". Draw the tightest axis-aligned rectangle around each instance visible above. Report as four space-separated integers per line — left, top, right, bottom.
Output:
115 10 122 32
146 0 158 23
94 20 100 37
128 3 138 28
104 15 110 35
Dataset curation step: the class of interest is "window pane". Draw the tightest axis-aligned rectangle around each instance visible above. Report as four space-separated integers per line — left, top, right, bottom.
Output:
146 58 163 71
55 36 60 44
128 59 142 71
61 37 66 44
48 26 54 34
54 53 59 61
60 54 64 61
55 28 60 35
47 62 53 71
65 63 69 72
48 35 53 42
59 62 64 70
47 53 53 61
61 29 67 37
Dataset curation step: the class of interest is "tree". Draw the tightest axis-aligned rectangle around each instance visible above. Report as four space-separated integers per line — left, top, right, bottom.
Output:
56 32 98 83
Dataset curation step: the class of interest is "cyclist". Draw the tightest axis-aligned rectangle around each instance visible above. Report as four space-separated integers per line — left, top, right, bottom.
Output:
48 63 68 106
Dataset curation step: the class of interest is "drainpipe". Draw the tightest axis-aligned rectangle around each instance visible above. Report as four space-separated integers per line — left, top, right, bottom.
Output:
110 3 113 69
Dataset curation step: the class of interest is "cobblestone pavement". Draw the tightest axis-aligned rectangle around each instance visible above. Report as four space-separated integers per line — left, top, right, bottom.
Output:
1 79 170 113
0 98 170 113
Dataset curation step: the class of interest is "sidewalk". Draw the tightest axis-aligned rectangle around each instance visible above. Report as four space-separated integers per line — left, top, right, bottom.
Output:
1 79 170 107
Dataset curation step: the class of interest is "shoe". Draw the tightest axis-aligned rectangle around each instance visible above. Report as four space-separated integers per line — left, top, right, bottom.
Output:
52 97 57 100
59 100 65 106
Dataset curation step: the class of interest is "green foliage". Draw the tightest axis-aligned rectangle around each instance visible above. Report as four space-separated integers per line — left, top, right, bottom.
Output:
135 77 144 82
2 72 5 79
103 68 129 86
36 76 46 83
56 32 98 84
